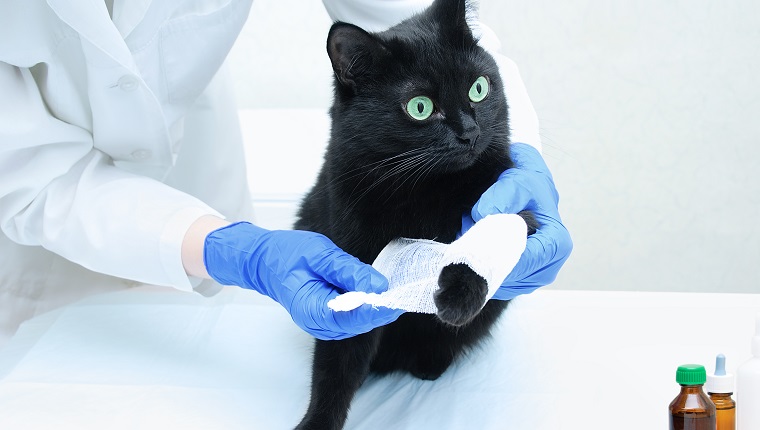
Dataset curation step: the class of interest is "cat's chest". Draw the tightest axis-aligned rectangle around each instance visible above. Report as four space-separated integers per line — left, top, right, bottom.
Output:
332 178 481 261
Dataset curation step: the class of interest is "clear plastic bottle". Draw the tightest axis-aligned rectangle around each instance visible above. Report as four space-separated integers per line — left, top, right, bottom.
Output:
706 354 735 430
669 364 716 430
736 314 760 430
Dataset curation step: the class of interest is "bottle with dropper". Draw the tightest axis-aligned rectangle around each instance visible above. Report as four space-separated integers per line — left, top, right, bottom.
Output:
706 354 735 430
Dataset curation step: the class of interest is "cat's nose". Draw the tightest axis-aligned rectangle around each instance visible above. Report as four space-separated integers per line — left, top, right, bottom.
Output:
457 127 480 147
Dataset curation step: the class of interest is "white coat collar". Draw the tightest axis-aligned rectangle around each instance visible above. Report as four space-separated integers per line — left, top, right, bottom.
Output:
47 0 136 70
46 0 153 71
111 0 153 38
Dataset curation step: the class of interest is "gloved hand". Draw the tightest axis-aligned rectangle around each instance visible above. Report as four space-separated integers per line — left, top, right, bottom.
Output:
203 222 403 340
461 143 573 300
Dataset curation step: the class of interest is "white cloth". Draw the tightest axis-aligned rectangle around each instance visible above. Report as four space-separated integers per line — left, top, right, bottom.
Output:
328 214 527 313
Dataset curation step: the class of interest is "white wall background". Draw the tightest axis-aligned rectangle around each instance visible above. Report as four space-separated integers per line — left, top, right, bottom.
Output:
227 1 760 294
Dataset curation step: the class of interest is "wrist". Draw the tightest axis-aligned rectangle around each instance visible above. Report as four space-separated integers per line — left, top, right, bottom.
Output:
181 215 231 279
202 221 271 290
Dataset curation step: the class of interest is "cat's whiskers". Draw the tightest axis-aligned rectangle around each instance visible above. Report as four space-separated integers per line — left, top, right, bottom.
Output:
382 150 447 204
335 146 427 180
332 151 434 227
409 153 445 192
378 157 434 204
347 150 430 190
344 153 429 205
304 147 429 200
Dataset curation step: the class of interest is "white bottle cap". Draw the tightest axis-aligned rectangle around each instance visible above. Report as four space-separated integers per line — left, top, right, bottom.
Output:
706 353 734 394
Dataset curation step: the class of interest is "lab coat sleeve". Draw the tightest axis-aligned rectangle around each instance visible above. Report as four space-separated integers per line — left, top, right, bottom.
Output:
485 44 542 152
321 0 542 152
0 62 220 291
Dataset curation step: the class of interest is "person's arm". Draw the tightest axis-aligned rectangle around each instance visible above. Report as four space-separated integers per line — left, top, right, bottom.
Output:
1 62 401 340
0 63 221 291
182 215 231 279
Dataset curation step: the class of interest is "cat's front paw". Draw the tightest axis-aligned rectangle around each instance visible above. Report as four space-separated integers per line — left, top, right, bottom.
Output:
434 263 488 326
408 349 454 381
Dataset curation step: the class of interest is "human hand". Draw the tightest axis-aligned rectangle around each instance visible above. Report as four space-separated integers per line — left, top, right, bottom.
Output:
461 143 573 299
203 223 403 340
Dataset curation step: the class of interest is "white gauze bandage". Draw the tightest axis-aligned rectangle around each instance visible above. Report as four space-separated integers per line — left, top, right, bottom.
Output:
327 214 528 313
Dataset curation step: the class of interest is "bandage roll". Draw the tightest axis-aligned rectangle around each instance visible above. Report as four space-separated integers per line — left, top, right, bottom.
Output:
328 214 528 313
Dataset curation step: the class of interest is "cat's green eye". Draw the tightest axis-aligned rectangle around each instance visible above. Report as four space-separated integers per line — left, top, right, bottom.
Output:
469 76 490 103
406 96 434 121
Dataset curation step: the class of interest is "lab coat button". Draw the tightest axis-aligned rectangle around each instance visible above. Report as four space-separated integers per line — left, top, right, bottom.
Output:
130 149 152 161
117 75 139 92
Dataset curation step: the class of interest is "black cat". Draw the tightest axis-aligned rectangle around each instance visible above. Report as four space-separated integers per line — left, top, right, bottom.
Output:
294 1 537 428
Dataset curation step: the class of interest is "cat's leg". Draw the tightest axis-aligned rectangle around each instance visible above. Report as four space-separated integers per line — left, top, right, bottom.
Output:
371 314 456 380
416 300 508 379
295 330 381 430
373 302 509 381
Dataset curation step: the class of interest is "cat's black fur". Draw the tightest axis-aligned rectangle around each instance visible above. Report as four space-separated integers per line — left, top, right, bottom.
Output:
293 1 537 428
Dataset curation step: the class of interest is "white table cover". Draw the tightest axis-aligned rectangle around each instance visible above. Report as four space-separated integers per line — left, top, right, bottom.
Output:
0 286 758 429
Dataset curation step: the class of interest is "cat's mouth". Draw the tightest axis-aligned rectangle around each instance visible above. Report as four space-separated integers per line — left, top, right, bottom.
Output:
442 141 488 171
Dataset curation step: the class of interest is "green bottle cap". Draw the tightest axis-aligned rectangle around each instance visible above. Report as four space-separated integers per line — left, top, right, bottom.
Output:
676 364 707 385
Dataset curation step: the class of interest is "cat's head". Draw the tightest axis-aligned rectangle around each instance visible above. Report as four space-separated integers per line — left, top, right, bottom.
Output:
326 0 509 174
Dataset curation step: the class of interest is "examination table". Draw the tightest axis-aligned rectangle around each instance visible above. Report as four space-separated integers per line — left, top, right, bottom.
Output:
0 286 758 429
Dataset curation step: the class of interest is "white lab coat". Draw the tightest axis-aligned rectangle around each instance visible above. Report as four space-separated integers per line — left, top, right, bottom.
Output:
0 0 540 348
0 0 255 346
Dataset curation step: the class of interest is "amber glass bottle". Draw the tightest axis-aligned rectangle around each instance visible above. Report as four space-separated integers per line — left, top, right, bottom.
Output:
706 354 735 430
669 364 716 430
708 393 735 430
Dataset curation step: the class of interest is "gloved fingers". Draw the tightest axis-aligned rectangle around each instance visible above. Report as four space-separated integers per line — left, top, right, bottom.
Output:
329 304 404 337
505 232 556 283
472 166 561 224
287 276 401 340
509 143 553 176
310 245 390 294
470 170 537 222
502 219 572 286
491 283 541 301
458 213 476 238
287 283 346 340
297 292 402 340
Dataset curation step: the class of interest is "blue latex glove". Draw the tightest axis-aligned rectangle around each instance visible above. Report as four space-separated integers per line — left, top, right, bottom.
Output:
204 222 403 340
461 143 573 300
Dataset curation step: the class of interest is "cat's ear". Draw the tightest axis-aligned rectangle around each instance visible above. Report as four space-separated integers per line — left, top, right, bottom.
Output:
430 0 476 41
327 23 389 92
